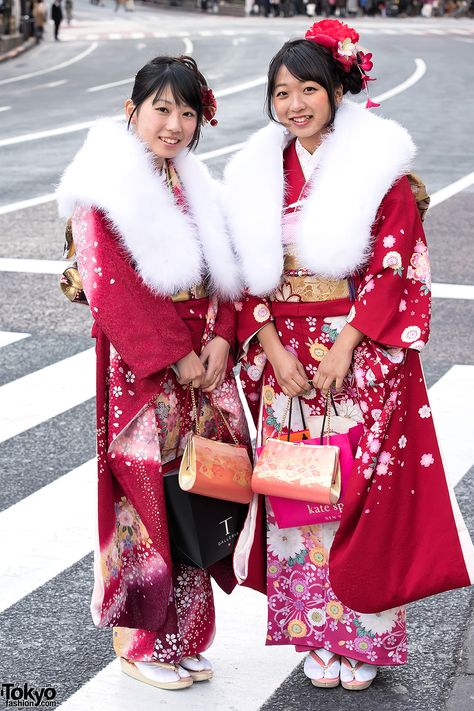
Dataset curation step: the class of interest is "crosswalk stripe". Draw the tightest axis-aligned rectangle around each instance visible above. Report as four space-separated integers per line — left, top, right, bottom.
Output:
0 258 67 274
55 584 297 711
0 330 29 347
429 365 474 488
2 258 472 302
0 362 469 612
0 348 95 444
0 459 96 613
0 355 470 707
431 283 474 300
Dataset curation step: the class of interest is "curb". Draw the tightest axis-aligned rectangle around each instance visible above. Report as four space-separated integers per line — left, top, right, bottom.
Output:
0 37 36 64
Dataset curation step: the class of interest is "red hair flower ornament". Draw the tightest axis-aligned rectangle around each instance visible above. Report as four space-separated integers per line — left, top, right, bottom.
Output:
305 19 380 110
200 86 218 126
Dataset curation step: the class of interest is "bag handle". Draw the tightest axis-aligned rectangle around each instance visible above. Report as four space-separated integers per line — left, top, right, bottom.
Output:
277 389 338 445
189 385 239 445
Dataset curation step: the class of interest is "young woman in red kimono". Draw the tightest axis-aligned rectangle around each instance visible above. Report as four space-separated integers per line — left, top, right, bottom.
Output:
224 20 474 691
56 56 249 691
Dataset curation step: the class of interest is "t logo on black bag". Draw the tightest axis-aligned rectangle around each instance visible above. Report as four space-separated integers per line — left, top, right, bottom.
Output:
219 517 233 536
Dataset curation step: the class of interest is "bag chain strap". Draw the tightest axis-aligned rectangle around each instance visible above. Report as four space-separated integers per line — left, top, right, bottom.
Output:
189 385 239 445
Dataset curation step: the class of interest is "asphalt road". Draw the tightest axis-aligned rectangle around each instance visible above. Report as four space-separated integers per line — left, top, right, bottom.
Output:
0 6 473 711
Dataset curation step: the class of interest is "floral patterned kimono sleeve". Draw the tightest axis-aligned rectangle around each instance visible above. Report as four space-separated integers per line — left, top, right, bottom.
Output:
236 293 274 423
74 207 195 379
347 176 431 352
237 293 274 356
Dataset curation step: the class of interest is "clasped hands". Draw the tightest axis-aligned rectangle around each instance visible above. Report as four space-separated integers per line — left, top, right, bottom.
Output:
270 340 353 398
258 322 364 399
175 335 229 392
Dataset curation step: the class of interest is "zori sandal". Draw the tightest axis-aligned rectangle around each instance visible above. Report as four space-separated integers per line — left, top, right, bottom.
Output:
340 656 377 690
303 649 341 688
179 654 213 681
120 657 193 690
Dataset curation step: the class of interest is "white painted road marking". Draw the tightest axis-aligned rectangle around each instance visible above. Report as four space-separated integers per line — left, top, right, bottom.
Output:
430 172 474 209
0 353 469 613
0 360 470 707
1 259 473 303
431 283 474 300
0 348 95 444
372 58 426 104
429 365 474 488
0 43 98 87
55 587 298 711
0 115 123 148
0 330 29 347
0 459 96 614
0 160 471 219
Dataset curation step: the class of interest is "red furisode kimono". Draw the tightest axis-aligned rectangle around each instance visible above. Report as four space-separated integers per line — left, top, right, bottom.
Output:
224 101 474 666
57 120 248 664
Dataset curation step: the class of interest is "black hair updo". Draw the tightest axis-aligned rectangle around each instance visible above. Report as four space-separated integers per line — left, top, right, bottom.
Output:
266 39 363 127
128 55 209 151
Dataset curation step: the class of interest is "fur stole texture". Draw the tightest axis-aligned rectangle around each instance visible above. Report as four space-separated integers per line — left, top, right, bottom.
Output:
223 100 416 296
56 119 240 298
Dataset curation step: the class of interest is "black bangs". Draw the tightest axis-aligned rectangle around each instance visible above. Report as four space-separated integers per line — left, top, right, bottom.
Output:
129 56 205 151
266 40 341 126
151 65 202 113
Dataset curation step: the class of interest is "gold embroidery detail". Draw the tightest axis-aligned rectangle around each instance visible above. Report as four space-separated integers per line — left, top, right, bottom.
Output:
270 247 350 303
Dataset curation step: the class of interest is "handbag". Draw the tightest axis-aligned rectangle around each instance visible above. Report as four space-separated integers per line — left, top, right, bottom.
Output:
269 405 365 528
164 460 247 568
251 391 341 505
178 387 253 504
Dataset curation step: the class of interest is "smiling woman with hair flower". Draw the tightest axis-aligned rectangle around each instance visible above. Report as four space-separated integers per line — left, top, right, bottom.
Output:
223 18 474 693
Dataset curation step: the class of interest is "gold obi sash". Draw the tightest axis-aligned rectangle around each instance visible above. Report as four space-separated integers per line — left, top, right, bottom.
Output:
271 247 350 303
171 284 208 302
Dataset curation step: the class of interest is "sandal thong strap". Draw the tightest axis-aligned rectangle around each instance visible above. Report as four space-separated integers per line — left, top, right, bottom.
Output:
310 651 340 671
341 657 367 679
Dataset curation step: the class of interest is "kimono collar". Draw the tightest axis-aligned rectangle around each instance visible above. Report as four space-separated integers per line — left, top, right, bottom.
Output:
56 119 240 299
223 100 416 296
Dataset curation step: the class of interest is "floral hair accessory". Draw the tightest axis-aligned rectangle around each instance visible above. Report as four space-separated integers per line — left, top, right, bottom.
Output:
200 86 218 126
304 19 380 110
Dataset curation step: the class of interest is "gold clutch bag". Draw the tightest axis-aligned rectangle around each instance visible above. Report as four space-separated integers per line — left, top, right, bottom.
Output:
251 392 341 505
179 388 253 505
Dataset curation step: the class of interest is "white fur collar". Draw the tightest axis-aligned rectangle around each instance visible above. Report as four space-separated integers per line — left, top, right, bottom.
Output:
56 119 240 298
223 100 416 296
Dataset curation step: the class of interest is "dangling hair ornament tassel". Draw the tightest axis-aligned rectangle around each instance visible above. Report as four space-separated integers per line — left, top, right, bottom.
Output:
304 19 379 110
200 86 218 126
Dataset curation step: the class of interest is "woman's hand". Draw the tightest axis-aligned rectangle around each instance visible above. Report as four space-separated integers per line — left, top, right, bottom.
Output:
199 336 230 393
175 350 206 389
312 343 353 395
312 323 364 395
257 322 310 398
270 347 311 398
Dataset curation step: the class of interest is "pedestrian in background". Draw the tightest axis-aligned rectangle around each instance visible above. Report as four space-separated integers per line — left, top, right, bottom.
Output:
33 0 47 42
65 0 73 24
51 0 62 39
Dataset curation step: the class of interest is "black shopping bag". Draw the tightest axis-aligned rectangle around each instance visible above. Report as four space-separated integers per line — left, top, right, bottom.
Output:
163 467 248 569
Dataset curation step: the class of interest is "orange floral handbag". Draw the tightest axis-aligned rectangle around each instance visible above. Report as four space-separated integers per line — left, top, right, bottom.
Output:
179 387 253 505
251 392 341 505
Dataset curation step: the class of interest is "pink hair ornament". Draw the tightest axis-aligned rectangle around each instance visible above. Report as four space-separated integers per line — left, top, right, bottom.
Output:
304 19 380 110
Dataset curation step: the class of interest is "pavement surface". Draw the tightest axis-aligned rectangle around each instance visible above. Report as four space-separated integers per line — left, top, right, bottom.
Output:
0 6 473 711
